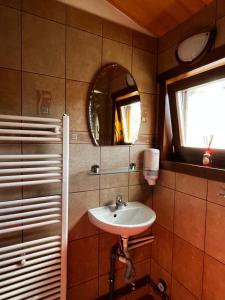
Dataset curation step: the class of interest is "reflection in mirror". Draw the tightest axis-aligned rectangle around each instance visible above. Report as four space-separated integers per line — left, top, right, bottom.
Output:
88 64 141 146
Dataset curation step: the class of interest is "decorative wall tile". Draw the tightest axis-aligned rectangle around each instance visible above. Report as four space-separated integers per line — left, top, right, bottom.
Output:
22 72 65 117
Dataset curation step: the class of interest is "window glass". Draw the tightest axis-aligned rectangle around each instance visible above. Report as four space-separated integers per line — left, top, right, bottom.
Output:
176 77 225 149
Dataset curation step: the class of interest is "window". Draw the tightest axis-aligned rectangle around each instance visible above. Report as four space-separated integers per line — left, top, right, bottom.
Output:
167 64 225 167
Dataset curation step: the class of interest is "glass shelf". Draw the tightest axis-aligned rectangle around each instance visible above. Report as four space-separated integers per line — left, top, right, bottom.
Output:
89 166 142 175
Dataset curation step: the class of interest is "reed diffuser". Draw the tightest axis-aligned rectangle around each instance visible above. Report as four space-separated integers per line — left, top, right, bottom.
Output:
202 135 214 167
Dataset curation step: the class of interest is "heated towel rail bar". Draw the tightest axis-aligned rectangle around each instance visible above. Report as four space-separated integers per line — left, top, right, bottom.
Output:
0 114 69 300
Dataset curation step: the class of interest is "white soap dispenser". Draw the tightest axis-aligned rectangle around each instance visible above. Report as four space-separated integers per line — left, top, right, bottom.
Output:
143 148 160 185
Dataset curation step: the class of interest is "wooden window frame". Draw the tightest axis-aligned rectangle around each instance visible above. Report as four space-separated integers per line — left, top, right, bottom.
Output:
157 44 225 171
167 64 225 168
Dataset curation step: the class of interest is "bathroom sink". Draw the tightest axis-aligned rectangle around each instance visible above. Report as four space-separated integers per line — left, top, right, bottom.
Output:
88 201 156 238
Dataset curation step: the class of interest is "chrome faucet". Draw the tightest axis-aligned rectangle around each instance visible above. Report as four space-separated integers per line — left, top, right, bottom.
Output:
115 195 127 210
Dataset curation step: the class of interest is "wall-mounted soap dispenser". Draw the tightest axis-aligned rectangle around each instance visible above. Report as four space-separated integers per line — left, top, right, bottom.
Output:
143 148 160 185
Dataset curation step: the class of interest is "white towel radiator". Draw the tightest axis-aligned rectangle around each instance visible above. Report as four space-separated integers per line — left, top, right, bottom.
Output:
0 114 69 300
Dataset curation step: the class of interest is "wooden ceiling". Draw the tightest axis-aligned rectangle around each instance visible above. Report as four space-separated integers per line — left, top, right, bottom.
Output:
107 0 213 37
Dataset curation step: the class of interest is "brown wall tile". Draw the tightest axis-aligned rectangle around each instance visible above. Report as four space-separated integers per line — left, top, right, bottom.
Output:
158 170 175 189
0 68 21 114
0 0 21 9
172 235 204 298
176 173 207 199
22 13 65 77
172 278 197 300
103 20 132 45
67 6 102 35
68 236 99 287
22 0 66 23
66 27 101 82
132 48 156 93
174 191 206 250
102 38 132 71
205 202 225 264
152 223 173 273
153 185 174 231
202 254 225 300
0 5 21 69
207 179 225 207
66 80 89 131
129 184 152 207
22 72 65 117
67 278 98 300
68 190 99 241
151 259 172 296
129 144 147 169
217 0 225 19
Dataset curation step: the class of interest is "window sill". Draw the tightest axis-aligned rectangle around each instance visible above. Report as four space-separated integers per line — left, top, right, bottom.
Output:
160 160 225 183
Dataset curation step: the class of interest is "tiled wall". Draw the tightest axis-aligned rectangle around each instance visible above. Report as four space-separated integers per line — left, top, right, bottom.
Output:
0 0 158 299
152 170 225 299
155 1 225 299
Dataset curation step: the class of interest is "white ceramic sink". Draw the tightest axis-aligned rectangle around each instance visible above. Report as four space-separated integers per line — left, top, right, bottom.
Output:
88 201 156 238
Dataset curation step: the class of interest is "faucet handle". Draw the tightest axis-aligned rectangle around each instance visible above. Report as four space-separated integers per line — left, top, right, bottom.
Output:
116 195 123 202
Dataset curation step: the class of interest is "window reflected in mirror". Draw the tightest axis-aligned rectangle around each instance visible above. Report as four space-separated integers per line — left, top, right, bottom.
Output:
88 64 141 146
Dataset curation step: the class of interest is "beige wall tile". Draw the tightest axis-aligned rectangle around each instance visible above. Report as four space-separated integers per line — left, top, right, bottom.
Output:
22 0 66 23
0 5 21 69
176 173 207 199
153 185 174 231
172 235 204 299
66 27 101 82
69 144 100 193
158 170 175 189
102 38 132 71
101 145 129 169
100 186 128 206
22 13 65 77
67 6 102 35
67 278 98 300
103 20 132 45
70 131 92 144
172 278 197 300
174 191 206 250
202 254 225 300
68 190 99 241
129 144 146 169
0 68 21 115
0 0 21 9
207 179 225 207
129 184 152 207
158 26 181 53
68 236 99 287
128 171 145 186
215 15 225 48
66 80 89 131
152 223 173 273
133 31 157 53
132 48 156 93
140 93 156 135
158 46 178 74
22 72 65 118
205 202 225 264
100 173 129 189
151 259 172 296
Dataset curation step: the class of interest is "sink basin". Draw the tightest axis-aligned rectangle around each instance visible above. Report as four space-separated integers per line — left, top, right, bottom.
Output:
88 201 156 238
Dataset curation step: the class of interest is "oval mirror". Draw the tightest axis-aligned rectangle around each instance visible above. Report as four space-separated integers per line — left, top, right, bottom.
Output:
88 64 141 146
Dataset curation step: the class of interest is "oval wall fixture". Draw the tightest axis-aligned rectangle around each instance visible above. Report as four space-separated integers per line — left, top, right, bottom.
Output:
175 29 216 64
